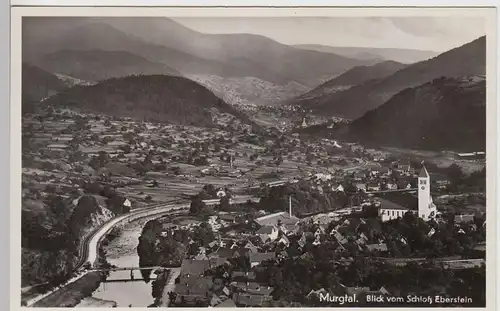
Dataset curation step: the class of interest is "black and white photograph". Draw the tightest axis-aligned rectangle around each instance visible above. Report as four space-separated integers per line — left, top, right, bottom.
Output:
14 7 495 308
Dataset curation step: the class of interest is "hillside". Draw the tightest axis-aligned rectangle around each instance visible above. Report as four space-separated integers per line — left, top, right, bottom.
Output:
42 75 256 128
36 50 181 82
23 17 374 87
304 36 486 119
293 44 439 64
337 76 486 151
292 60 406 103
22 63 68 114
186 74 310 106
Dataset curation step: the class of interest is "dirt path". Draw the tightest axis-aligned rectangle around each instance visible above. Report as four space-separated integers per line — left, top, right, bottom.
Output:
161 268 181 307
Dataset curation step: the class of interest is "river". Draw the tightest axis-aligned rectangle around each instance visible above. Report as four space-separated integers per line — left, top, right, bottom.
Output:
77 217 157 307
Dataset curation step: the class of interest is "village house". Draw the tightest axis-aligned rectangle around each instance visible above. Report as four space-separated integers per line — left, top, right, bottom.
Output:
231 271 257 282
454 214 475 224
214 298 237 308
249 252 276 267
365 243 388 252
378 166 392 176
353 171 366 181
218 214 238 226
256 225 279 243
366 182 381 192
233 292 272 307
356 183 367 192
377 198 413 222
386 182 398 190
276 234 290 248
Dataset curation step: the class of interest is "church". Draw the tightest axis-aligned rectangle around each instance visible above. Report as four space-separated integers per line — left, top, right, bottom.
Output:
378 165 438 222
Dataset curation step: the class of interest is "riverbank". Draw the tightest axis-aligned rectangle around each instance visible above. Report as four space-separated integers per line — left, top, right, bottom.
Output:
81 216 163 307
31 272 105 307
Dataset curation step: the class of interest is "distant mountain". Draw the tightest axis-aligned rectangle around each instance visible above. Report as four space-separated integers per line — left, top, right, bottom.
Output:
22 63 68 113
338 76 486 151
42 75 257 128
293 44 440 64
291 60 406 103
35 50 181 82
186 74 310 106
23 17 374 87
303 36 486 119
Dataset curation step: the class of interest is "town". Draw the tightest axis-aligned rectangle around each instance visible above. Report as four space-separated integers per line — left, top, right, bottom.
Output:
22 102 486 307
19 14 488 309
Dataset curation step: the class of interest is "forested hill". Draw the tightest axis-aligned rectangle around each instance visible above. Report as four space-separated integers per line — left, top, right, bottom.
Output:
305 36 486 119
22 63 68 101
43 74 257 128
342 76 486 151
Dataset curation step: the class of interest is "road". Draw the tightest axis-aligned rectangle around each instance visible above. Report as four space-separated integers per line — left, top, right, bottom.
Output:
26 195 258 307
161 268 181 307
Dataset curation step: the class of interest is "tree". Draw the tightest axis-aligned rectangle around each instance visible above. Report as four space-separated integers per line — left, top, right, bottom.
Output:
219 196 231 211
447 164 465 185
190 196 207 215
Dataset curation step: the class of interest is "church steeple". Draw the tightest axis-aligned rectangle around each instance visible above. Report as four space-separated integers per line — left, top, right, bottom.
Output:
418 163 436 221
301 117 307 128
418 165 429 178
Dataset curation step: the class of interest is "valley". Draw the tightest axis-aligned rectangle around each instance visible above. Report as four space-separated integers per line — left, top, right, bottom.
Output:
20 15 488 309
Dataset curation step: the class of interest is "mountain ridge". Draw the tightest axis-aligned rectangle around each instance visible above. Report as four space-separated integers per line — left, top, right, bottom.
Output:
304 36 486 119
23 17 376 88
293 44 440 64
35 49 181 82
291 60 407 104
340 75 486 151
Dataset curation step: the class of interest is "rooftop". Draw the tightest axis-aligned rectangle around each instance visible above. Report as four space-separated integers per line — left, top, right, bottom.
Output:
249 252 276 263
377 192 419 211
254 212 299 226
180 259 210 276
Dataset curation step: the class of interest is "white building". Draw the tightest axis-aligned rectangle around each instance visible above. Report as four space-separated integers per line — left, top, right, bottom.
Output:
378 165 437 222
417 165 437 221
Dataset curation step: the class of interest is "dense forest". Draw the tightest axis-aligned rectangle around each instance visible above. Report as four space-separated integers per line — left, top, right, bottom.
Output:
257 180 349 216
42 74 257 128
21 182 130 286
343 76 486 152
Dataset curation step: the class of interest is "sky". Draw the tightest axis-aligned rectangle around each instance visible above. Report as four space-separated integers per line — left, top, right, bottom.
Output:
172 16 486 52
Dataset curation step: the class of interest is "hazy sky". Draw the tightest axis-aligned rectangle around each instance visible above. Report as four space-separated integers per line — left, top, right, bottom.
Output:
173 16 485 52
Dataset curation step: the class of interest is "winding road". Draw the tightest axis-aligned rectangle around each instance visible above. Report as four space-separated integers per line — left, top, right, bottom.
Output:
26 195 260 307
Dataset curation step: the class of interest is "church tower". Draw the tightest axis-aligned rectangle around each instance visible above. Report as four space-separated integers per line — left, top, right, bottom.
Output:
301 117 307 128
418 164 437 221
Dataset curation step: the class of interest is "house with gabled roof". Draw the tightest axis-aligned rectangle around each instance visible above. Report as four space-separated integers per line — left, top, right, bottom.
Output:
214 298 237 308
277 235 290 247
233 292 271 307
249 252 276 267
210 294 223 307
231 271 256 282
243 240 258 253
256 225 279 243
180 259 211 279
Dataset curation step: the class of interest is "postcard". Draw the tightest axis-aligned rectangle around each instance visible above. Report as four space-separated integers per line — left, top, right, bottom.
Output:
11 5 497 310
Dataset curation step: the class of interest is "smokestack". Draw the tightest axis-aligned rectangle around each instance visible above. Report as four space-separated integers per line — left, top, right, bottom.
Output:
289 195 292 217
230 155 233 169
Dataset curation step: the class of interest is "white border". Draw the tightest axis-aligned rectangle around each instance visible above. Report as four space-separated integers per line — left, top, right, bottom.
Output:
8 1 500 7
9 5 498 311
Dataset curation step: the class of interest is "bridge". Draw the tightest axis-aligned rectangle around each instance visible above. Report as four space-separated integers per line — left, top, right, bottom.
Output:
94 266 172 283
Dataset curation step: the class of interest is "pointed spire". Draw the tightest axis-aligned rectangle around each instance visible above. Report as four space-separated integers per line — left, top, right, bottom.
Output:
419 165 429 178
